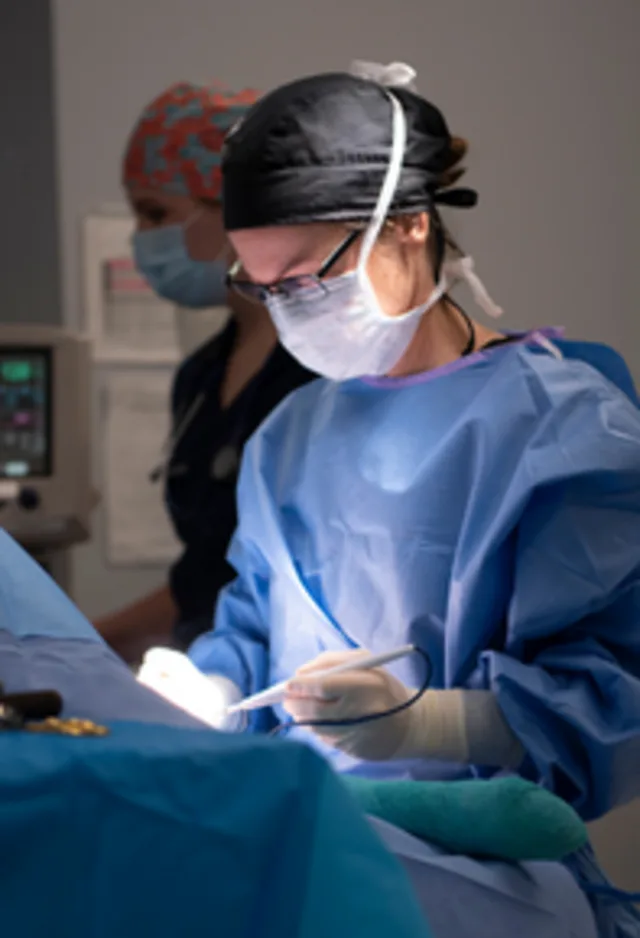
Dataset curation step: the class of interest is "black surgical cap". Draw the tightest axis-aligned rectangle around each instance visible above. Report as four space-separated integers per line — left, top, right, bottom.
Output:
222 72 477 231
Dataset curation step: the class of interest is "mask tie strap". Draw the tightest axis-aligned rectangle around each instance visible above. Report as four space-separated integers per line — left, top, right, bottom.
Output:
183 208 204 231
356 92 407 276
350 60 418 91
443 256 503 320
183 209 228 264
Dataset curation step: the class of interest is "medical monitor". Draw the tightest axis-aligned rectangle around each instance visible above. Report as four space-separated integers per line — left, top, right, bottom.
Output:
0 326 93 550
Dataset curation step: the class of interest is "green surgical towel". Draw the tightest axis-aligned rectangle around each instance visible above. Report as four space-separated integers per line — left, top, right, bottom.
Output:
344 775 586 862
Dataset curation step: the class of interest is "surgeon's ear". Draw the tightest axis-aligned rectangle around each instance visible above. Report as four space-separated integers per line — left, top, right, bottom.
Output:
388 213 430 246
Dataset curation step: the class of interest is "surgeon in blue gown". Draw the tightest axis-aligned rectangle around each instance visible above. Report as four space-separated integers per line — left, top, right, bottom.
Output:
179 61 640 937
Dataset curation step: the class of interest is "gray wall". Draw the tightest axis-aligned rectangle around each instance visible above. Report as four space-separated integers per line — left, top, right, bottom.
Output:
0 1 60 325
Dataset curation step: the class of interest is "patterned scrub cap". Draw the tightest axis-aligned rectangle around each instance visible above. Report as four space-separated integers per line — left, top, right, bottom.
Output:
122 81 260 200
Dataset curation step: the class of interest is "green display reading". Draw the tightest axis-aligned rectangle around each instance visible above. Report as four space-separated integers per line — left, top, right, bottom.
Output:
1 361 32 382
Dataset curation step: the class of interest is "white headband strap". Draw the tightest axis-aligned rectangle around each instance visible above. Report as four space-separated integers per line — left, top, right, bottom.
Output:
357 92 407 269
349 60 418 91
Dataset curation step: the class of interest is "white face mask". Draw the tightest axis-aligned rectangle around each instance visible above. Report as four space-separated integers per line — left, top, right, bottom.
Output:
265 92 501 381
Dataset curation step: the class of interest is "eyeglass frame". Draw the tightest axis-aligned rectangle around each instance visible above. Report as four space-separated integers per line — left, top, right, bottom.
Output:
225 229 361 303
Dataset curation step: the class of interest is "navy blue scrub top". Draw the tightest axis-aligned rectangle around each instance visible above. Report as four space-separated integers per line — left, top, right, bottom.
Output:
163 319 315 649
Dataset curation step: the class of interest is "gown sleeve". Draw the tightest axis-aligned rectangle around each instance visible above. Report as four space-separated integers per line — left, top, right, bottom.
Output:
187 442 272 722
485 375 640 822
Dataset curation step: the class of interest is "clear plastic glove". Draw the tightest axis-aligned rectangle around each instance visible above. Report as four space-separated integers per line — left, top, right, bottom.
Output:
283 650 416 760
137 647 244 731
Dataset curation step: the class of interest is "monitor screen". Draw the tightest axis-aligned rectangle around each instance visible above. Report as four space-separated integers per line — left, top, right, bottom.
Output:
0 348 51 478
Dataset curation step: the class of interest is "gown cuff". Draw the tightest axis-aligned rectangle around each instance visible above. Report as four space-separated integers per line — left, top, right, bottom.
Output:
395 689 525 769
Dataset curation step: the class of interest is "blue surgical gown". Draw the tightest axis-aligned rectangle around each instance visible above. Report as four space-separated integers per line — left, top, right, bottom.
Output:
190 333 640 937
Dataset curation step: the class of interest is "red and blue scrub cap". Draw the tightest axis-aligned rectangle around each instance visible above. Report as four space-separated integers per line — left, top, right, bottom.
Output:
122 81 260 201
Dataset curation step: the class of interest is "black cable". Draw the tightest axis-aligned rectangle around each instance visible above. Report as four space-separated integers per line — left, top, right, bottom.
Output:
269 646 432 738
440 296 475 357
453 300 519 358
457 304 476 356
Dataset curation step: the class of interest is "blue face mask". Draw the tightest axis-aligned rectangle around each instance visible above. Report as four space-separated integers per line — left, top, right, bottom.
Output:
132 221 227 309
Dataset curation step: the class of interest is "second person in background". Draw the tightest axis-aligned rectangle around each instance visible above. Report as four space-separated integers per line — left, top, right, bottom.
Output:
95 82 315 661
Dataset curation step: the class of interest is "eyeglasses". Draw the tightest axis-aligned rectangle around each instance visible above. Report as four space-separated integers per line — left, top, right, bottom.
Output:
226 229 361 303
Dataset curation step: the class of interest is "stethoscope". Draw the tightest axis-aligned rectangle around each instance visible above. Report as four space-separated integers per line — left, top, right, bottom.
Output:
148 366 264 488
148 391 209 484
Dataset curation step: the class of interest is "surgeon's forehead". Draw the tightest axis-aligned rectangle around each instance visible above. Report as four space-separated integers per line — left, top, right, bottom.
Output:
228 223 344 283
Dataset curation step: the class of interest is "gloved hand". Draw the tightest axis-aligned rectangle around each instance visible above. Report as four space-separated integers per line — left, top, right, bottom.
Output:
137 647 245 731
283 650 418 760
283 649 525 768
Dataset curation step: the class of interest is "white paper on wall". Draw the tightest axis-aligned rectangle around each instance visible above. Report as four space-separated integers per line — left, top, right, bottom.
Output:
103 368 181 565
82 212 180 364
